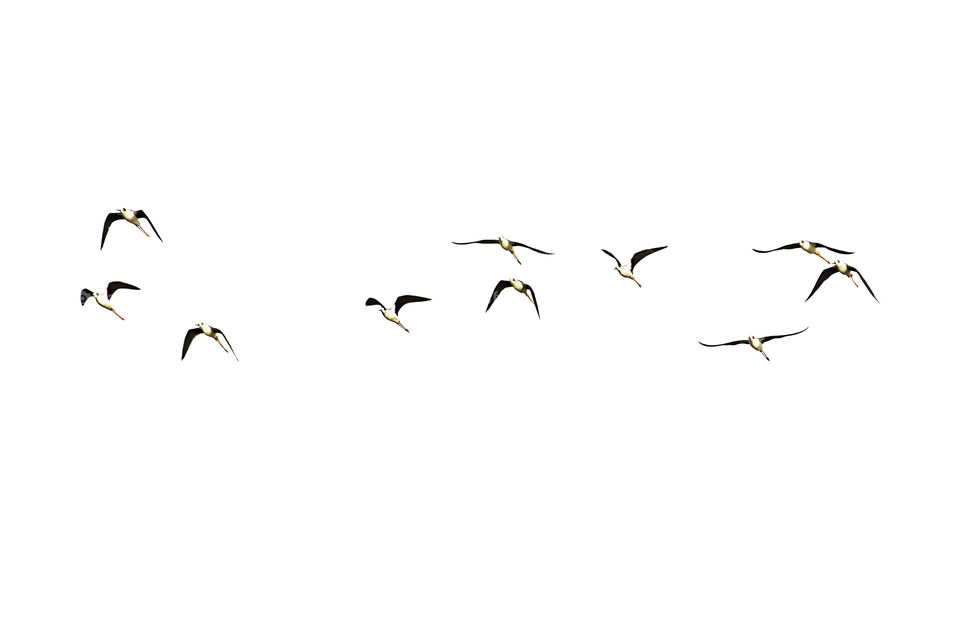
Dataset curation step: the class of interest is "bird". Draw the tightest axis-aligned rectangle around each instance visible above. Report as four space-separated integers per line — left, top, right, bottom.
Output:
601 246 667 287
699 327 808 362
80 281 140 320
366 295 431 332
486 279 540 318
752 240 853 263
805 261 878 302
181 323 238 361
452 237 553 264
101 208 163 249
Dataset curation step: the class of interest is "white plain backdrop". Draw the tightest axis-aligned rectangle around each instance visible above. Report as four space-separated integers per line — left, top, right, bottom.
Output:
1 1 958 638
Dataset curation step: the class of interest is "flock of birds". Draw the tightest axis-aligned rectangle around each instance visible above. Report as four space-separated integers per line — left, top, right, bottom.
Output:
82 209 238 361
366 235 879 363
83 215 879 364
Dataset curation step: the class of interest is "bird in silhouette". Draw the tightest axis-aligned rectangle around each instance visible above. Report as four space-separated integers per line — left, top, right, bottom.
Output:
452 236 552 264
366 295 431 332
101 209 163 249
80 281 140 320
601 246 667 287
699 327 808 361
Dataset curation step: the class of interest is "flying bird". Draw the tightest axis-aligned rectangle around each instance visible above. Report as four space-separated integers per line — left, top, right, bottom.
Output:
101 208 163 249
80 281 140 320
486 279 540 318
752 240 853 263
366 295 431 333
805 261 878 302
601 246 667 287
699 327 808 362
452 237 553 264
182 323 238 361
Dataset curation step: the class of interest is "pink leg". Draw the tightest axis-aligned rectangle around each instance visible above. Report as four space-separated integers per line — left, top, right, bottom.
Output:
112 309 125 320
849 275 859 288
512 251 522 265
139 225 151 237
817 252 831 263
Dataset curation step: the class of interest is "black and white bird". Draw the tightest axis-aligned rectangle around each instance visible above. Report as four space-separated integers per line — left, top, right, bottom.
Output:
805 261 878 302
452 237 553 264
80 281 140 320
699 327 808 361
101 208 163 249
601 246 667 287
181 323 238 361
366 295 431 333
752 240 853 263
486 279 540 318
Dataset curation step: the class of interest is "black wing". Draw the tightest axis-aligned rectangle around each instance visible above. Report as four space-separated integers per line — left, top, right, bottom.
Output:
752 243 800 253
107 281 140 298
365 298 385 309
485 280 513 312
601 249 622 266
181 328 203 360
394 295 431 313
760 327 809 343
698 338 750 347
212 327 239 361
80 288 94 305
511 241 553 255
100 212 123 250
523 284 541 318
452 239 500 245
630 246 667 271
849 266 879 302
812 242 853 255
804 266 840 302
135 210 163 242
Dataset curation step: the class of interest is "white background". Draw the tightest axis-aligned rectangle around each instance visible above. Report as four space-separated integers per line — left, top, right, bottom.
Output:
1 1 958 638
